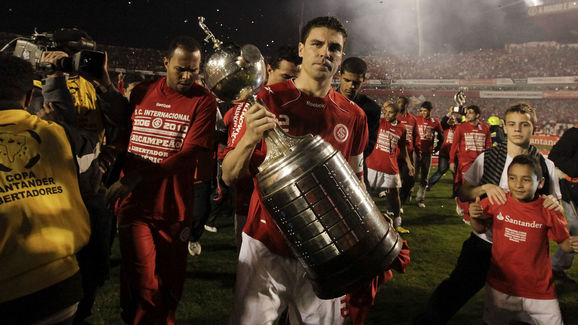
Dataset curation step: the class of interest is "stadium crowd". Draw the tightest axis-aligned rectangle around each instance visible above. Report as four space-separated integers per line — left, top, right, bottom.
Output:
363 44 578 80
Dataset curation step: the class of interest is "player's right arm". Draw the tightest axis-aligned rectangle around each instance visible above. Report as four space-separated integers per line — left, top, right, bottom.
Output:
221 102 276 186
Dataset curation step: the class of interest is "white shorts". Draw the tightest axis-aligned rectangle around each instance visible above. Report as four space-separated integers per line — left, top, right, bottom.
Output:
229 233 347 325
366 168 401 191
483 285 563 325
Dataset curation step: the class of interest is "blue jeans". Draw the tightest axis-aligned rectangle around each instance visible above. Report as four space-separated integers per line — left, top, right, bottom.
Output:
427 156 449 189
551 200 577 271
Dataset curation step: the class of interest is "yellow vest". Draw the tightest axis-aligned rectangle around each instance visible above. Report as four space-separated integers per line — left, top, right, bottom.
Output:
0 109 90 303
35 76 104 140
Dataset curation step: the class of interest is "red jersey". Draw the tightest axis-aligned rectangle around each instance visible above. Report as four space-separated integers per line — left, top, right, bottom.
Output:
224 103 253 216
449 121 491 173
415 115 443 154
439 126 457 158
117 78 217 222
226 80 368 257
397 113 418 153
365 119 407 174
482 194 570 299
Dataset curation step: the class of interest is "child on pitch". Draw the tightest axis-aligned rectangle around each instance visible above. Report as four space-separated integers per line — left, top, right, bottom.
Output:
469 154 578 325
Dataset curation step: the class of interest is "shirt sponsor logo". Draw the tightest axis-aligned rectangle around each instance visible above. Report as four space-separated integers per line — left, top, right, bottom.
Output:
156 102 171 108
333 124 349 143
497 212 543 229
306 101 325 109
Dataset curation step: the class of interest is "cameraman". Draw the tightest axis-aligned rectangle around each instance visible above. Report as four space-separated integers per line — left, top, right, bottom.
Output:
32 32 131 324
0 54 92 324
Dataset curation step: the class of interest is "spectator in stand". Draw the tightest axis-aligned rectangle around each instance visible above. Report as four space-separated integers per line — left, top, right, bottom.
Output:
549 126 578 283
338 57 381 186
449 105 492 220
427 108 460 191
396 96 419 206
105 36 217 324
365 102 414 234
414 101 443 208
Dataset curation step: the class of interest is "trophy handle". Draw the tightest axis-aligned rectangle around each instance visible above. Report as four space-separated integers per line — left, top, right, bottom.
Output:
198 16 223 50
245 96 306 172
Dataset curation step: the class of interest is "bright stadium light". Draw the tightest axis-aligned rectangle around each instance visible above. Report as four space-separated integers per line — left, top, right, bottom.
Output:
524 0 544 6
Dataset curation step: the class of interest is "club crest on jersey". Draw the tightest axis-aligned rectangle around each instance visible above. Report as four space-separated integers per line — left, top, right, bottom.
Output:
333 124 349 143
152 118 163 128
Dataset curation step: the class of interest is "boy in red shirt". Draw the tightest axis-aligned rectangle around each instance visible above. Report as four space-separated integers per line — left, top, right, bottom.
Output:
450 105 492 220
395 96 419 205
414 101 443 208
366 102 414 233
469 155 578 325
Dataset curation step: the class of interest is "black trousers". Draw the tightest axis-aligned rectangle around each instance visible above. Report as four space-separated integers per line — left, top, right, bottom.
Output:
414 233 492 325
399 156 416 203
190 181 212 242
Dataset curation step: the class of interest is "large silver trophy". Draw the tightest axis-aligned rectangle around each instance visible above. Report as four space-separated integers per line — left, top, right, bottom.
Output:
199 17 402 299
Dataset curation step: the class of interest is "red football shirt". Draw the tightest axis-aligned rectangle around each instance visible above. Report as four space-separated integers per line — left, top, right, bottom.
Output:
226 80 368 257
224 103 253 216
117 78 217 222
449 121 492 173
439 126 456 158
397 113 418 153
366 119 407 174
482 194 570 299
415 115 443 154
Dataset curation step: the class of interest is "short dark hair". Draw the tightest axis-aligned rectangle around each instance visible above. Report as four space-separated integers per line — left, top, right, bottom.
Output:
0 54 34 103
508 154 542 179
267 45 301 69
383 102 400 114
340 57 367 76
300 16 347 44
420 101 433 111
397 96 409 107
167 36 201 59
504 103 537 129
467 105 481 115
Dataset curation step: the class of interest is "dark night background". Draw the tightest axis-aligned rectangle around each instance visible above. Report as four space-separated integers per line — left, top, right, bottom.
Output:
0 0 562 56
